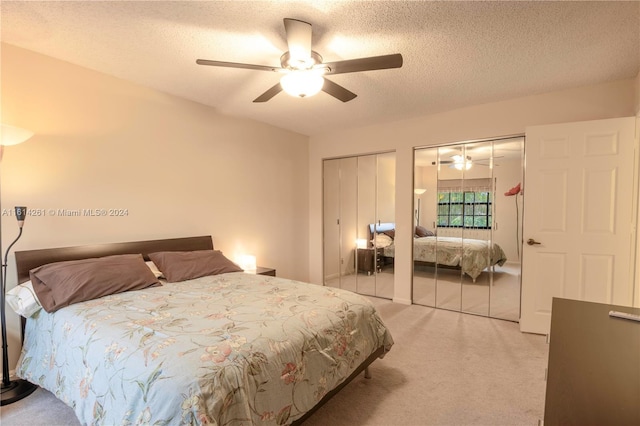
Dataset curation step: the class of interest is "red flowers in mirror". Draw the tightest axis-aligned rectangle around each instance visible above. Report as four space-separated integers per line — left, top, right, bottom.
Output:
504 182 522 197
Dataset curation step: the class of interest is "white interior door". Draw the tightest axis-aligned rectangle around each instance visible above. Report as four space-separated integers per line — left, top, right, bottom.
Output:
521 117 637 334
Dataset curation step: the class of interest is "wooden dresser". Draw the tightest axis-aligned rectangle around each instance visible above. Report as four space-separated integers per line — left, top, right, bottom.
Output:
544 297 640 425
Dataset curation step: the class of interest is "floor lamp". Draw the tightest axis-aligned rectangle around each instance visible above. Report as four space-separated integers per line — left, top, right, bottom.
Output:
0 124 37 405
414 188 426 226
504 182 522 260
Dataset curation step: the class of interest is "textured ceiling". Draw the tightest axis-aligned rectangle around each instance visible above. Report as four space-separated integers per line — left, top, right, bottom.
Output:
1 1 639 137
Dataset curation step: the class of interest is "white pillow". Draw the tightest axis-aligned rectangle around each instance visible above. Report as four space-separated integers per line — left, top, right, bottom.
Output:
146 261 164 278
373 233 393 248
6 281 42 318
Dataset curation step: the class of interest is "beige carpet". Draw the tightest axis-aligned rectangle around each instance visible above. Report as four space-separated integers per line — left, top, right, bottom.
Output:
1 298 547 425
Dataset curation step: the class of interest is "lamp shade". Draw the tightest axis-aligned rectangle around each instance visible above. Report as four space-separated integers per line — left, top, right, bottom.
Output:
280 71 324 98
0 124 33 146
236 254 257 272
15 206 27 222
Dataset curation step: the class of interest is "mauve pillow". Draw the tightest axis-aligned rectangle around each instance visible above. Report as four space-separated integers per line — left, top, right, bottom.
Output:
30 254 160 313
148 250 243 283
415 225 435 237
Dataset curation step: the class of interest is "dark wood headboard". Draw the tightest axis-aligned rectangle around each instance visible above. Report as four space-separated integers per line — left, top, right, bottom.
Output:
14 235 214 284
367 222 396 242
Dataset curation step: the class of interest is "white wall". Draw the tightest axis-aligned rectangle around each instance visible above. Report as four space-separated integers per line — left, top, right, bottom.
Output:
309 78 637 306
1 44 309 370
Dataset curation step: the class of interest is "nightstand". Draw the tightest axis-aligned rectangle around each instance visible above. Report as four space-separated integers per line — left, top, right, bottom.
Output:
357 248 383 275
254 266 276 277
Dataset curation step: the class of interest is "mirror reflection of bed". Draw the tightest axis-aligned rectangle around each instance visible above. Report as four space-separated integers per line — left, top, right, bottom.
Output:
413 137 524 321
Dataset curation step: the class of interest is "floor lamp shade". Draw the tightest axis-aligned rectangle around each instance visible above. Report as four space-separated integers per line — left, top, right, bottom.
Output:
15 206 26 228
0 124 33 161
0 124 33 147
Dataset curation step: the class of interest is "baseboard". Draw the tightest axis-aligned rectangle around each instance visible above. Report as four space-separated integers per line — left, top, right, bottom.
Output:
393 297 412 305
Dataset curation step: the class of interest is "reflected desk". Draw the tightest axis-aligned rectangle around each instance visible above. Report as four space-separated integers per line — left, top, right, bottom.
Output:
544 297 640 426
357 247 383 275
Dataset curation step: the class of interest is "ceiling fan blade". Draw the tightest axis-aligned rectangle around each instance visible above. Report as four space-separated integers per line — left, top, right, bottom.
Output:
474 156 505 161
253 83 283 103
324 53 403 75
284 18 312 61
196 59 280 73
322 78 357 102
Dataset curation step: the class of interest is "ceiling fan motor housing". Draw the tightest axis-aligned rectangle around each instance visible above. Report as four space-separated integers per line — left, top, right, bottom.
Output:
280 50 323 70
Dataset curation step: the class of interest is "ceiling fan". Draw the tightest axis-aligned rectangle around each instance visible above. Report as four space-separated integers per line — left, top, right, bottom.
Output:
432 155 502 170
196 18 403 103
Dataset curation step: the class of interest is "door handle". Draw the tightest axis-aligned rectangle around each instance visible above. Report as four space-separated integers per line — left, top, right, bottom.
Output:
527 238 542 246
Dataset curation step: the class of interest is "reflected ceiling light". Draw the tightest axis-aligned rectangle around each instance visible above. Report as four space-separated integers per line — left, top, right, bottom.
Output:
452 155 472 170
280 70 325 98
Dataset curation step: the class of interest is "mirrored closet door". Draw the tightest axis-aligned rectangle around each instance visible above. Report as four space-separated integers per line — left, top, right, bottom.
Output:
323 152 396 299
413 137 524 321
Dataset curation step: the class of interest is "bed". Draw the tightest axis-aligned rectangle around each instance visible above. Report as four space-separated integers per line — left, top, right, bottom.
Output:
11 236 393 425
369 224 507 281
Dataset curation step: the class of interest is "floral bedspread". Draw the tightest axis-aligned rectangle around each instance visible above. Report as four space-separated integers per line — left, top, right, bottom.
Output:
16 272 393 425
384 236 507 280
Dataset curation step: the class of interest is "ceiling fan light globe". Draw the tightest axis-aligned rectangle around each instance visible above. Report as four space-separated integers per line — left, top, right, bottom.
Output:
453 161 472 170
451 160 473 170
451 154 472 170
280 71 324 98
